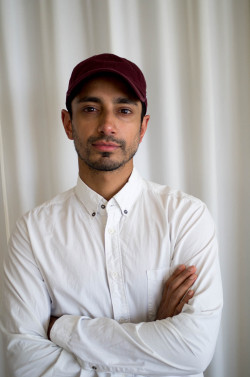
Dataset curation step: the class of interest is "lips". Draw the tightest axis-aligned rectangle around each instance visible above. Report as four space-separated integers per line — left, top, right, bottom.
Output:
92 141 120 152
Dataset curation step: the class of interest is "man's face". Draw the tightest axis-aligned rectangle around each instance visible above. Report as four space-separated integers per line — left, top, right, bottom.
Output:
64 75 149 172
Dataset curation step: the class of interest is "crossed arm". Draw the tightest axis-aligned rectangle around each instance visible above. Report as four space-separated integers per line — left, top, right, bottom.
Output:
1 256 200 377
46 264 216 376
47 264 197 339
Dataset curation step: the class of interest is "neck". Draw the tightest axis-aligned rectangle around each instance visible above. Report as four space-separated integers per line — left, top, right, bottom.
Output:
78 160 133 200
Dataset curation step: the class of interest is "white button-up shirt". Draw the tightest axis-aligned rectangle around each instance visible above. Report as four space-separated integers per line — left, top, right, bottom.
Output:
1 169 223 377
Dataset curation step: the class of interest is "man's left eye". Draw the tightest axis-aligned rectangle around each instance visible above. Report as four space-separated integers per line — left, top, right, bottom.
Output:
120 108 132 114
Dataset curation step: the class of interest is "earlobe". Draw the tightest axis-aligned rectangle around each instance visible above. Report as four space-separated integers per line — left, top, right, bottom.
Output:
139 115 150 143
61 109 73 140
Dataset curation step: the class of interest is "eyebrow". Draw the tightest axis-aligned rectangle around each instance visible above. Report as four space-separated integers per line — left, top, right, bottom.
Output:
76 96 101 104
76 96 138 106
113 97 138 106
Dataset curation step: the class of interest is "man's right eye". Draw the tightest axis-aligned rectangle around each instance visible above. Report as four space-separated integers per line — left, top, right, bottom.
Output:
83 106 97 112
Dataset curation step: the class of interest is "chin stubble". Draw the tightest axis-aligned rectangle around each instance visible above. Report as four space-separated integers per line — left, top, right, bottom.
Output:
72 124 140 172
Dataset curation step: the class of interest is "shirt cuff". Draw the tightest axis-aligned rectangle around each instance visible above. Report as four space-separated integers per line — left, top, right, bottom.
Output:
50 315 81 349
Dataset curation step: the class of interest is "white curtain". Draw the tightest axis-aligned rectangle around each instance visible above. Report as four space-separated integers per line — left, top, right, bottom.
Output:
0 0 249 376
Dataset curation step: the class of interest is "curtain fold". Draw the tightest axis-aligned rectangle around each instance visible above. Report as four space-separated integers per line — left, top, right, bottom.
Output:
0 1 249 376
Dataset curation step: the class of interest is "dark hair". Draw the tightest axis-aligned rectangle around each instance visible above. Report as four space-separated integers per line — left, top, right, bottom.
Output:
140 102 147 122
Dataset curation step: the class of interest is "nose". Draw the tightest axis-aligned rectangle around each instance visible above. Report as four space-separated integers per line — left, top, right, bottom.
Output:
97 109 116 136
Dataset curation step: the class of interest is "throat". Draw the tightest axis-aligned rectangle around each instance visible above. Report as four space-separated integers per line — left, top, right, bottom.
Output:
78 160 133 200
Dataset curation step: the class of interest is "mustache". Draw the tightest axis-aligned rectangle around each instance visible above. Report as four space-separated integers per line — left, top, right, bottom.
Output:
87 136 126 148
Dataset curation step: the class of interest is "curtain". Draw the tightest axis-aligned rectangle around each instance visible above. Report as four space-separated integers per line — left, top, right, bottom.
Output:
0 0 249 376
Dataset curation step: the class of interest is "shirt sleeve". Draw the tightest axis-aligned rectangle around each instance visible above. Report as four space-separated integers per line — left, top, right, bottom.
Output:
50 203 223 376
0 218 82 377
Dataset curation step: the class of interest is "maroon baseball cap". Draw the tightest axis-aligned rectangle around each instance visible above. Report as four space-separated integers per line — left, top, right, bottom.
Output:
66 53 147 111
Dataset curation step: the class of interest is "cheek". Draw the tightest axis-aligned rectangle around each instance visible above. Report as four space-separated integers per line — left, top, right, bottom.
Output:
73 122 92 139
125 130 141 148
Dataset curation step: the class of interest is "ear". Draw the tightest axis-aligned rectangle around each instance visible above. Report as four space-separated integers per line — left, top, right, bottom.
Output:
61 109 73 140
139 114 150 143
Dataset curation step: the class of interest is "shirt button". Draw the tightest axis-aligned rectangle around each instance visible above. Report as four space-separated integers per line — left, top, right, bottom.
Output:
101 204 105 209
91 365 97 370
112 271 118 279
91 212 96 217
124 209 128 214
108 228 115 234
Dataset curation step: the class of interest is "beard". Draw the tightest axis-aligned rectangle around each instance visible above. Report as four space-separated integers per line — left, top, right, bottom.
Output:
72 125 141 172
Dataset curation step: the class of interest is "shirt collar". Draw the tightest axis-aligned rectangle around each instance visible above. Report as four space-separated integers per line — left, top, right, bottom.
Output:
75 168 144 217
113 168 144 216
75 176 104 217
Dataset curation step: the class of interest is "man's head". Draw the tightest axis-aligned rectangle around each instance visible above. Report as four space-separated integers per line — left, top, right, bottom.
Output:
62 54 150 175
65 53 147 121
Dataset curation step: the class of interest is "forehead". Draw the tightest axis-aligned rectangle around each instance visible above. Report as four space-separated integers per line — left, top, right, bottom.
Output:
74 73 139 101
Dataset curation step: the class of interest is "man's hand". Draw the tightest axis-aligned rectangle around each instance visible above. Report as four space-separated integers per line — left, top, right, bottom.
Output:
47 316 59 340
156 265 197 319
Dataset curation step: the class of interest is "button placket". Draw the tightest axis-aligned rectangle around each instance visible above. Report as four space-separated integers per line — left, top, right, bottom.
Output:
105 205 130 323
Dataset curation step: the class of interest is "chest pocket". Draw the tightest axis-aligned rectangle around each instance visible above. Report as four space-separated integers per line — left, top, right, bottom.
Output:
147 268 170 321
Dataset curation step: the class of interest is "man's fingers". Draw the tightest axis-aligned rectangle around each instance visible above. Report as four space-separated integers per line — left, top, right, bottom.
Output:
173 290 194 315
157 287 195 319
167 265 196 291
159 268 197 318
171 264 186 279
162 265 187 296
181 288 194 305
174 290 194 315
156 265 197 320
163 275 197 315
163 265 197 300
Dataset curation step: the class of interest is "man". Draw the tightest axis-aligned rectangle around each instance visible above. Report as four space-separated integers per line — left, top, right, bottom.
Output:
1 54 222 377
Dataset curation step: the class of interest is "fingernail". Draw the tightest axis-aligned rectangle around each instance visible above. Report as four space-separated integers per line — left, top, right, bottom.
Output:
187 266 195 272
189 274 197 280
188 290 193 296
178 264 185 270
